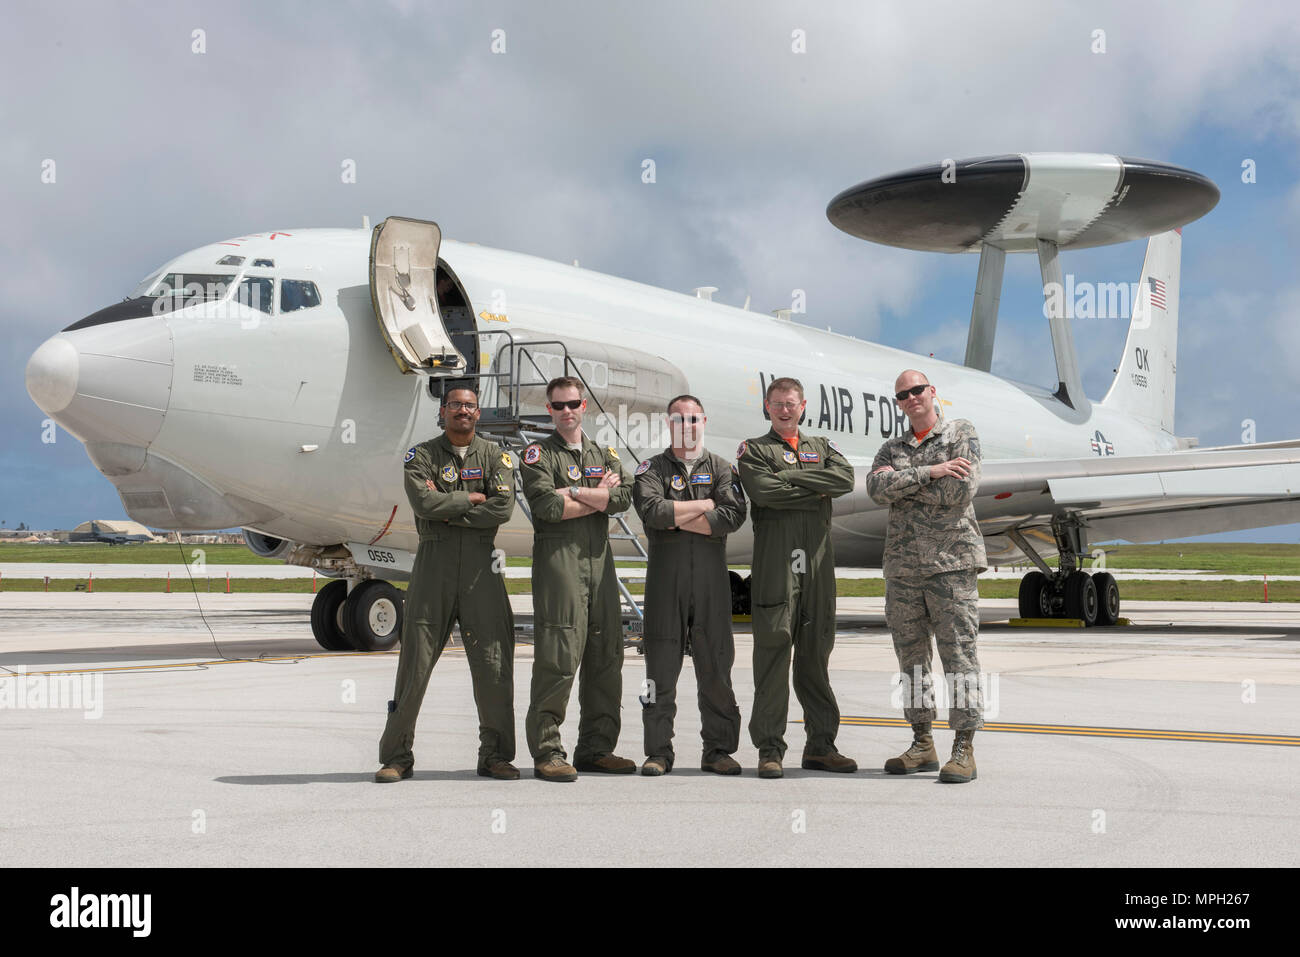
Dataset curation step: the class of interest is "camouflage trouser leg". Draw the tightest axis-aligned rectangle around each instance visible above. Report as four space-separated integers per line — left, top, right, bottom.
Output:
885 569 983 731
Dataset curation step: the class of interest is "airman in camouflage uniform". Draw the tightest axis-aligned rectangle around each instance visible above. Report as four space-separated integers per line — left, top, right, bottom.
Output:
866 369 987 783
737 377 858 779
376 385 519 783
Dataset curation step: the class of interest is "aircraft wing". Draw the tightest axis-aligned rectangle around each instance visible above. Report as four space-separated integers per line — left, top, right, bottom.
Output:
962 441 1300 560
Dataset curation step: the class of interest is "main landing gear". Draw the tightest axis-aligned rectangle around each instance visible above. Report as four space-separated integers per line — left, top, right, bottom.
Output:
1008 519 1121 627
310 578 404 652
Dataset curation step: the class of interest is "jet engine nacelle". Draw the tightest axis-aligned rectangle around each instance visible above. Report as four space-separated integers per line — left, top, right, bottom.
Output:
242 528 295 560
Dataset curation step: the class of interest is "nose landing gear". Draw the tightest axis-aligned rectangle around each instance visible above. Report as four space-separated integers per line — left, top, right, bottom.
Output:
310 577 404 651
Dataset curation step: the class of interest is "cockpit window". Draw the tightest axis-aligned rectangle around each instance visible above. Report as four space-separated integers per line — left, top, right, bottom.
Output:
281 279 321 313
237 277 274 314
129 268 166 299
144 273 237 302
252 258 275 268
217 255 245 266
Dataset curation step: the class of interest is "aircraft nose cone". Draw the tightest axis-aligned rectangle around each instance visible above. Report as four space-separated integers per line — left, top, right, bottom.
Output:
24 316 174 446
25 335 80 415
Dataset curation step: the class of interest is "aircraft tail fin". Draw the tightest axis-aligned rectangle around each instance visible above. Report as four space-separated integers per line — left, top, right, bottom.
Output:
1100 229 1181 433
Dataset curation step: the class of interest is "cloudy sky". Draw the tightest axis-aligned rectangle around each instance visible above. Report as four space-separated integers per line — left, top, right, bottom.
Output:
3 0 1299 540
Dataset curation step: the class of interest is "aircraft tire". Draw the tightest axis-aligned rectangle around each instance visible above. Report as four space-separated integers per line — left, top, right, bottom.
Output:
344 580 404 652
1093 572 1121 626
310 579 353 651
1064 570 1099 626
1018 571 1049 618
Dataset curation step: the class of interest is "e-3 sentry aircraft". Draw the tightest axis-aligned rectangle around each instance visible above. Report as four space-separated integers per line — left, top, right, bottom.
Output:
26 153 1300 652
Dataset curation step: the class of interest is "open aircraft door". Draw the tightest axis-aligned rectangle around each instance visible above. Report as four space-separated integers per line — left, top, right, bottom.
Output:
369 217 468 375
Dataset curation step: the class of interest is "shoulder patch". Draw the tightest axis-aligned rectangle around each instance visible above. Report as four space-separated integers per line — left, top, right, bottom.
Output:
606 446 620 460
736 441 748 459
634 460 651 476
523 444 541 465
404 447 416 463
501 451 514 469
827 440 843 456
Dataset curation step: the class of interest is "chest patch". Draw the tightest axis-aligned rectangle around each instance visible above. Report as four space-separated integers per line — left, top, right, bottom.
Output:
670 475 686 491
583 465 605 478
782 450 797 464
440 464 457 483
690 472 713 485
798 450 820 463
567 464 581 481
460 467 483 480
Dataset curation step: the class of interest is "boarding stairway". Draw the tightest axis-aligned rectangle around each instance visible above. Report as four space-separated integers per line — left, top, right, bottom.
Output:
443 330 650 648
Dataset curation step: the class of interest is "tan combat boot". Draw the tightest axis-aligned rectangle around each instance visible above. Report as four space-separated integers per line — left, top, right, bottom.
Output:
534 755 579 782
374 763 413 784
939 730 977 783
641 755 671 776
884 723 939 774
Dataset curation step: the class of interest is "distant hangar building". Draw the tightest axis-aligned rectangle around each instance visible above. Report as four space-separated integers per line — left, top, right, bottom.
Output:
68 520 159 544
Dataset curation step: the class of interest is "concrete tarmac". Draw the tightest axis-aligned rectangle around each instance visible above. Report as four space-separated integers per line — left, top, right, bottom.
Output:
0 593 1296 867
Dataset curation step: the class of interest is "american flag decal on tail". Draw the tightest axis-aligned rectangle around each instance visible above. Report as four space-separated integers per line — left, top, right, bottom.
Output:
1148 277 1167 310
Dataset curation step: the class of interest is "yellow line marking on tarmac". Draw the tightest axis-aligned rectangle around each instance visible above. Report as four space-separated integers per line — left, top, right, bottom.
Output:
834 715 1299 747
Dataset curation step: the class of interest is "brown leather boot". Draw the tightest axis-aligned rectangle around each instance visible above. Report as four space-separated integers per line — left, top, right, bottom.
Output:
884 723 939 774
939 730 977 783
801 750 858 773
534 755 578 782
573 753 636 774
757 753 784 779
700 754 742 775
374 763 412 784
477 760 521 780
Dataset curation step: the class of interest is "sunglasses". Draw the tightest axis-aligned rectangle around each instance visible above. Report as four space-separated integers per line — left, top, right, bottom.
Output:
549 399 583 411
894 384 931 402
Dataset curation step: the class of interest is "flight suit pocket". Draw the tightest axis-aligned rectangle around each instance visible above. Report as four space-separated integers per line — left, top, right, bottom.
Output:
535 624 579 679
751 601 792 646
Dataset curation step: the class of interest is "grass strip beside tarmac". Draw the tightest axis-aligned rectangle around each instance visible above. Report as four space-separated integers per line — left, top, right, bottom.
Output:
0 577 1295 601
6 541 1300 573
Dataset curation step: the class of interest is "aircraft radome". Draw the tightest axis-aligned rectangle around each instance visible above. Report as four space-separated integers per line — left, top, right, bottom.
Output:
25 153 1300 652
